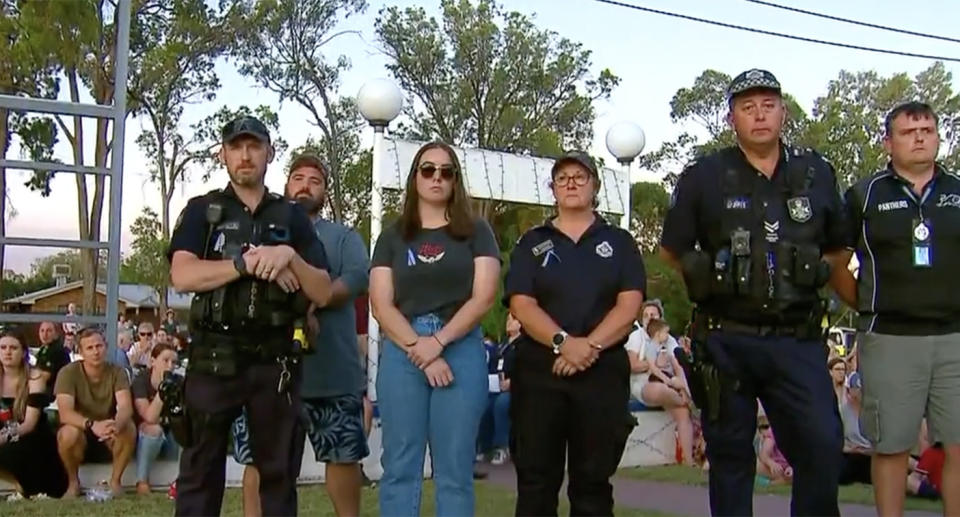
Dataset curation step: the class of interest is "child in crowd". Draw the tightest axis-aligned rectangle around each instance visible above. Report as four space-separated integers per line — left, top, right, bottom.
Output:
756 415 793 485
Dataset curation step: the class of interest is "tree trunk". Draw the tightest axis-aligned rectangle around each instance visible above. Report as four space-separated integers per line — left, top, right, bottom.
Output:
159 165 171 315
84 78 113 316
65 69 94 315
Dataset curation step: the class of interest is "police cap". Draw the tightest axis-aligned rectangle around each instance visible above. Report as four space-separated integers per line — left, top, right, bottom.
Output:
221 116 271 144
551 150 599 179
726 69 782 103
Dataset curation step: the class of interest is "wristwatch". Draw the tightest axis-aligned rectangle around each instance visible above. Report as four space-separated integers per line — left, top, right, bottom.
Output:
551 331 569 355
84 419 93 431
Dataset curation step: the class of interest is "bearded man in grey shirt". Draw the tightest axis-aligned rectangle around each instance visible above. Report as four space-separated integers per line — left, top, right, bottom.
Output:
233 153 370 517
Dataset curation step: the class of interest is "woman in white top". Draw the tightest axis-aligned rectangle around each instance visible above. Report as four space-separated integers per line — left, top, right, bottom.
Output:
625 306 695 465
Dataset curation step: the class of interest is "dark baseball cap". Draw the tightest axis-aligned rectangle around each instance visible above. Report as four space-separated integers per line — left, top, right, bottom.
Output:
726 69 782 102
551 150 599 178
221 116 271 144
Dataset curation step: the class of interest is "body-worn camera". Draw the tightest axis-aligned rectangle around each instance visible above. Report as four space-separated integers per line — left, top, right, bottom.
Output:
158 371 185 417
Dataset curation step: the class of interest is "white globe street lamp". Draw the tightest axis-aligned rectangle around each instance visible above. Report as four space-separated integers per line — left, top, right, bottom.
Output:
604 121 646 231
358 79 403 129
358 79 402 403
605 121 646 165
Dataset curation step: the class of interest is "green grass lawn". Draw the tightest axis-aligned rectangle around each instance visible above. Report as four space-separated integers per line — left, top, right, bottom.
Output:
0 482 681 517
618 465 942 513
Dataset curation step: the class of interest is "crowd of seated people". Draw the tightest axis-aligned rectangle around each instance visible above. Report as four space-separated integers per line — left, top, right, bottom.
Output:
0 310 188 501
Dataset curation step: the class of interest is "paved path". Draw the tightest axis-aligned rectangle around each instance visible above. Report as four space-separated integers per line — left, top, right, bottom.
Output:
479 464 938 516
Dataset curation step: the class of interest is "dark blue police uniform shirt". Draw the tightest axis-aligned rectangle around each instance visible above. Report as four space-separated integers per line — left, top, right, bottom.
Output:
504 214 646 345
844 164 960 335
168 184 329 274
661 144 847 257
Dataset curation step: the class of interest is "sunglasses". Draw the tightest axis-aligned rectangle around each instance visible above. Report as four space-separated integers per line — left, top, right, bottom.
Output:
419 163 456 181
140 332 153 337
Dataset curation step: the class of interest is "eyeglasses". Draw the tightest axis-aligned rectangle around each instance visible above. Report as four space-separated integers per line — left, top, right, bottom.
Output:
419 163 456 181
553 173 591 187
140 332 153 337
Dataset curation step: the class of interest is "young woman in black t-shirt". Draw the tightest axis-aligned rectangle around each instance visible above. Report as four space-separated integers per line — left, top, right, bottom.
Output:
131 343 179 495
370 141 500 517
0 331 67 498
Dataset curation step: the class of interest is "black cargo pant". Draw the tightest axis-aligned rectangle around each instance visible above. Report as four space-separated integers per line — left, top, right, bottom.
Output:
700 331 842 517
510 345 633 517
175 361 304 517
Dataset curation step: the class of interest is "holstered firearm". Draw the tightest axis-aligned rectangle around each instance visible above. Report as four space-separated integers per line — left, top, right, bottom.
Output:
675 310 738 423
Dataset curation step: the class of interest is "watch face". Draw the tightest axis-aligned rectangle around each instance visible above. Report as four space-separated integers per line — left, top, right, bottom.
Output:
552 333 565 346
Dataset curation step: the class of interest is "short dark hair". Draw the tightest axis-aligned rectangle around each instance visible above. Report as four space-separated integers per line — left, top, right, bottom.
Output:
151 342 176 359
828 357 847 370
885 101 938 135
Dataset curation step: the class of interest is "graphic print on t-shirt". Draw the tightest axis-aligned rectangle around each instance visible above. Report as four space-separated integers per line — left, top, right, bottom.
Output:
417 242 446 264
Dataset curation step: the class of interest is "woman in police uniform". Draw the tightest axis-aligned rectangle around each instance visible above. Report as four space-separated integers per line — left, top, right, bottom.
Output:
369 142 500 517
504 151 646 516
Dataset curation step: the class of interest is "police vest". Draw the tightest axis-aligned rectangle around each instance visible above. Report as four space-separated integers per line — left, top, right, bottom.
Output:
700 148 830 321
189 189 309 335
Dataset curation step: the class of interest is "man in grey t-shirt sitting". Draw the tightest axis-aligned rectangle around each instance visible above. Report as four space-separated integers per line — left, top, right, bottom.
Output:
233 154 370 517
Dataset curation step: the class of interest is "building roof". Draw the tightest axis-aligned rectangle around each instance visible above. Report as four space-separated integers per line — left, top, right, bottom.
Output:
3 281 193 310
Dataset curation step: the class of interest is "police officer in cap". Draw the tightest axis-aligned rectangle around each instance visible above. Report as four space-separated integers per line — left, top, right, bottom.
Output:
167 115 332 517
660 69 851 516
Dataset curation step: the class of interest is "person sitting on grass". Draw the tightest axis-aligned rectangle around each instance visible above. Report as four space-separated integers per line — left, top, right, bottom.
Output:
54 328 135 497
907 443 944 500
756 415 793 485
632 318 696 466
131 343 180 495
0 330 68 499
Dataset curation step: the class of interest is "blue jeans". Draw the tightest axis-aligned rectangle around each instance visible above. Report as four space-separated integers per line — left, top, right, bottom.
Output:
136 426 179 483
377 314 488 517
478 392 512 453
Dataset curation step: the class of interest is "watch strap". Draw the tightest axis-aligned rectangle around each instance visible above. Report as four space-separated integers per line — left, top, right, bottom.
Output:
232 254 247 276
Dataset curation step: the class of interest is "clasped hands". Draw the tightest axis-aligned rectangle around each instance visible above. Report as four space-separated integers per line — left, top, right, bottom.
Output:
90 419 118 442
552 337 600 377
241 245 300 293
406 336 453 388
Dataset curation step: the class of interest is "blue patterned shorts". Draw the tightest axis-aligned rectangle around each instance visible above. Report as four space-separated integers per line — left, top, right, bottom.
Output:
231 393 370 465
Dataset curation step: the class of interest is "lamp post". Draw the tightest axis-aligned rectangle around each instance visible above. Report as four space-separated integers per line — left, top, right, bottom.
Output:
358 79 403 402
605 121 646 231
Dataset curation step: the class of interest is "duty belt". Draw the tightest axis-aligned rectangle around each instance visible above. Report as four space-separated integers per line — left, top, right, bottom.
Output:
714 318 809 338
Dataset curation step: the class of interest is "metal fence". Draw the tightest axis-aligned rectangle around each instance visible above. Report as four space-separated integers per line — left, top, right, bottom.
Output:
0 0 132 348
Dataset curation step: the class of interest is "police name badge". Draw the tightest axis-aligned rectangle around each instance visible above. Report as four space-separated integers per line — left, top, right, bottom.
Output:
787 196 812 223
532 239 554 257
596 241 614 258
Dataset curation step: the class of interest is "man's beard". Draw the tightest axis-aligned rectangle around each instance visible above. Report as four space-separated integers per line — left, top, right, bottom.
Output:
288 190 324 216
227 166 265 187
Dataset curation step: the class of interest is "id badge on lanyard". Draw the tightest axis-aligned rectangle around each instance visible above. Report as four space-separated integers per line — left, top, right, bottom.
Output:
902 182 934 268
913 217 932 268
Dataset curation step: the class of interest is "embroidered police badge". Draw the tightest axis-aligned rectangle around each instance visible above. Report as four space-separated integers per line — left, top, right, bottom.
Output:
596 241 614 258
787 196 812 223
